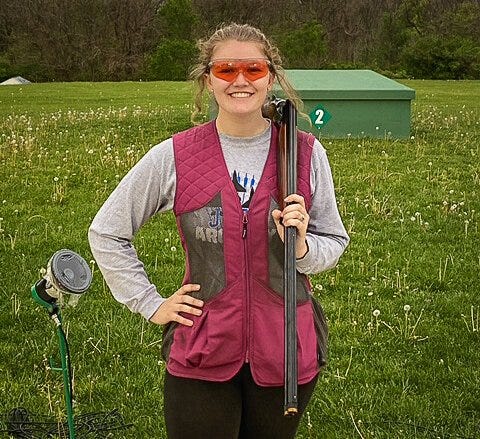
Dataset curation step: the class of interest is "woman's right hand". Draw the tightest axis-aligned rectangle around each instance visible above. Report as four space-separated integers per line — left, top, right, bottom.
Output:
149 284 204 327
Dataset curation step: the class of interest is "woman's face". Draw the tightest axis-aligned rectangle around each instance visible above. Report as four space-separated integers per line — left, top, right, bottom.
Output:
206 40 274 120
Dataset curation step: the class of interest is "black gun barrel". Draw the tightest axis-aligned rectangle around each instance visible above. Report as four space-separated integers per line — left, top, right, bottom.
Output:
282 100 298 416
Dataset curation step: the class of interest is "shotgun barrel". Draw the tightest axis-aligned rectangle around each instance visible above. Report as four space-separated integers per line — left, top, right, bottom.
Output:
265 97 299 416
282 100 298 416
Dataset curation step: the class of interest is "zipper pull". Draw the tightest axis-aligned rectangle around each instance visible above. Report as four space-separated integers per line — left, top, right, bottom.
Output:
242 213 248 239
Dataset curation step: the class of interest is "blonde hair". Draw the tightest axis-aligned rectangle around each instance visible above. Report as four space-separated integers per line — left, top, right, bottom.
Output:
190 23 304 125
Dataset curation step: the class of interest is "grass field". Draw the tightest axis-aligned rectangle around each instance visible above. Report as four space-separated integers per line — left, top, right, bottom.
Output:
0 79 479 438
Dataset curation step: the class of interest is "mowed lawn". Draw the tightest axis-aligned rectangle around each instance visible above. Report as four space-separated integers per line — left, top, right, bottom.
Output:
0 79 479 438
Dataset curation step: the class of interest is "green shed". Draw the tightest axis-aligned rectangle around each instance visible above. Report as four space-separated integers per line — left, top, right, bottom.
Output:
278 69 415 139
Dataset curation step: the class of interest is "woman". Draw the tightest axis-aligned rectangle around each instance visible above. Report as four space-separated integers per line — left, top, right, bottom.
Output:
89 23 349 439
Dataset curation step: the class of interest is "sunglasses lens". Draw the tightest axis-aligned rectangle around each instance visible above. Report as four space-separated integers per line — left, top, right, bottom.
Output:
210 60 270 82
211 62 238 81
245 62 269 80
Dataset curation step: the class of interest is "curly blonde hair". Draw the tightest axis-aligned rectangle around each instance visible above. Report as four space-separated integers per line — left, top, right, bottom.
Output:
190 23 303 124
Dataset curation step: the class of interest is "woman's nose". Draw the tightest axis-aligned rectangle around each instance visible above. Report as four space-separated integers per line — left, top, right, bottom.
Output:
232 71 249 85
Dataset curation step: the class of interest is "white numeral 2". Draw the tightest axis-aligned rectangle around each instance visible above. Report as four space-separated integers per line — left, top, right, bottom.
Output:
315 109 325 125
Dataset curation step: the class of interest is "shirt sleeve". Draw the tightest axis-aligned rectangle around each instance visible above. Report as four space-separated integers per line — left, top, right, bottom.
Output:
88 138 176 320
296 139 350 274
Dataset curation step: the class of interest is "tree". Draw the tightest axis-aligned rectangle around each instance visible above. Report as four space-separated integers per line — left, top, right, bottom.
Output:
401 1 480 79
158 0 198 40
0 0 478 80
375 11 411 70
147 0 200 80
148 39 198 80
1 0 161 81
275 22 327 69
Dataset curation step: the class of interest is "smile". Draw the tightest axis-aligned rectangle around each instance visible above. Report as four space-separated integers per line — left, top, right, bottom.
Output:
229 92 253 98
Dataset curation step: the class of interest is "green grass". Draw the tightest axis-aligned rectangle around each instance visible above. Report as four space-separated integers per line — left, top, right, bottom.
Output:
0 79 479 438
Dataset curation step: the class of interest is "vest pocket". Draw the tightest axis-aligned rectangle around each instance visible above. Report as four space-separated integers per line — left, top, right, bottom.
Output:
175 310 210 368
311 296 328 367
250 278 318 386
167 280 243 371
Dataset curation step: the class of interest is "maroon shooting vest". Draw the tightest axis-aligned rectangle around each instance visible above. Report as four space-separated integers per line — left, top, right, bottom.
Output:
161 120 326 386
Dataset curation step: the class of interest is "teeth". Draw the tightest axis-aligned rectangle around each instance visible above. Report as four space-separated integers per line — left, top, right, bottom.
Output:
230 92 252 98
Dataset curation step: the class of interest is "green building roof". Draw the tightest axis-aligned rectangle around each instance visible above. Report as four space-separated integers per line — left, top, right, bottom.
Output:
280 69 415 100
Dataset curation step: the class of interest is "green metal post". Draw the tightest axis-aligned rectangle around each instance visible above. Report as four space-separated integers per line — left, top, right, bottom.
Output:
51 311 76 439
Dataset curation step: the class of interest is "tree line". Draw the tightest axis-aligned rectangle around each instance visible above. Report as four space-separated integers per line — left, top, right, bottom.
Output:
1 0 479 82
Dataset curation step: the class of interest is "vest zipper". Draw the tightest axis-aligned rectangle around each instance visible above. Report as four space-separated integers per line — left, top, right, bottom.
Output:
242 212 248 239
242 212 250 362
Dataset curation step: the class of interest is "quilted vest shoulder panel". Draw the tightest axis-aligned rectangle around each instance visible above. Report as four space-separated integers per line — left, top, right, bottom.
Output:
173 121 226 215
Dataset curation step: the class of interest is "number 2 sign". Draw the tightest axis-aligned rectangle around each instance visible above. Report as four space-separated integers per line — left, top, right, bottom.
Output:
309 104 332 129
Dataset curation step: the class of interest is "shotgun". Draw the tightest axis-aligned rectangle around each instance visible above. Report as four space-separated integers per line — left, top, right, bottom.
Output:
264 97 299 416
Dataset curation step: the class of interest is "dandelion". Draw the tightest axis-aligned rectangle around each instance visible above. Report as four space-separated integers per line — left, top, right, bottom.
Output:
373 309 380 317
306 411 313 430
170 246 177 252
53 176 59 182
404 304 411 312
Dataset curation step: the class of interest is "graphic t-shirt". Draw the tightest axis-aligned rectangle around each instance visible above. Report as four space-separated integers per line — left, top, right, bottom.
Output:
219 126 271 212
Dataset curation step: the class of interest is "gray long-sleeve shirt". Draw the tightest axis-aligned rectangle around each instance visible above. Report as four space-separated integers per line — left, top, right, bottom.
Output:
88 124 349 321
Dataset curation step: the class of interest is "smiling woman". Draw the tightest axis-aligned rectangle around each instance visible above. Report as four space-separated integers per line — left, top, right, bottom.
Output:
205 39 274 135
190 23 303 130
88 22 349 439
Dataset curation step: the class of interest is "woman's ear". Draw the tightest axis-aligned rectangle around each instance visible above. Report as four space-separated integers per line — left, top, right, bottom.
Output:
205 73 213 92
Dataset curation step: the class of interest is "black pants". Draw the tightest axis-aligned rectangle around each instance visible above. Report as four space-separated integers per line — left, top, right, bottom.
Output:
164 365 318 439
